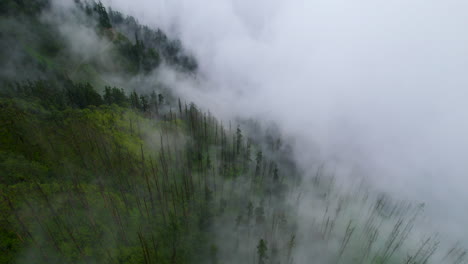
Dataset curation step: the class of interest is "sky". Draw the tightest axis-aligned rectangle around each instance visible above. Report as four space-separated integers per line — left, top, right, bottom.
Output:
104 0 468 243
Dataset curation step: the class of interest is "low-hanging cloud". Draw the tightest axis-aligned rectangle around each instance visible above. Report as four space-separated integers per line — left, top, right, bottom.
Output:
104 0 468 243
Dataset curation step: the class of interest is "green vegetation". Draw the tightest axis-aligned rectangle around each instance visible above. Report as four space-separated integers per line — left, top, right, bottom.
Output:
0 3 293 263
0 1 215 263
1 1 467 264
0 78 293 263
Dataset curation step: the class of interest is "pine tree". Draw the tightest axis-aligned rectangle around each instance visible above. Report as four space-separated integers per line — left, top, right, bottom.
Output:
140 95 149 112
247 201 253 222
257 239 268 264
273 164 279 182
255 151 263 177
236 126 243 156
287 234 296 263
103 86 112 105
130 90 141 110
149 91 159 114
94 2 111 29
158 93 164 105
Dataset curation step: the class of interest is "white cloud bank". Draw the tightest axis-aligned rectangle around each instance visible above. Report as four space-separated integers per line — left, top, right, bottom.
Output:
104 0 468 242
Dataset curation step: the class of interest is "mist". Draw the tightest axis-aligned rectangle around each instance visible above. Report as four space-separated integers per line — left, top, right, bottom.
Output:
2 0 467 262
102 0 468 243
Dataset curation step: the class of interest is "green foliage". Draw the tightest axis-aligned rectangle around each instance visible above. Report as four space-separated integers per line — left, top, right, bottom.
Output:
107 6 196 72
0 2 459 264
5 80 105 110
104 86 128 107
0 80 226 263
0 75 297 263
0 0 49 16
257 239 268 264
0 2 301 264
0 222 21 264
65 81 103 108
94 1 111 29
0 151 49 185
117 33 161 73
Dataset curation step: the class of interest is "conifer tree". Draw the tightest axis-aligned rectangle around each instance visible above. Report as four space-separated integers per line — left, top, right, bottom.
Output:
257 239 268 264
94 1 111 29
130 90 141 109
140 95 149 112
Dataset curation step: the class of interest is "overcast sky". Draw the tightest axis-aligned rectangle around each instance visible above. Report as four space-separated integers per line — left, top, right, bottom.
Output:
104 0 468 242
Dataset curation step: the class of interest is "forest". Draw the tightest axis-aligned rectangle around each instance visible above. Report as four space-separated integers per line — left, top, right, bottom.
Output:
1 1 467 264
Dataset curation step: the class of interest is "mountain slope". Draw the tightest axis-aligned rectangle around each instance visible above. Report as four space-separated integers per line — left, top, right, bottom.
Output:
1 1 466 264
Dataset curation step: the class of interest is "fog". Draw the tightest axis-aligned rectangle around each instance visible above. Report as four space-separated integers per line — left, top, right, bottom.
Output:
104 0 468 243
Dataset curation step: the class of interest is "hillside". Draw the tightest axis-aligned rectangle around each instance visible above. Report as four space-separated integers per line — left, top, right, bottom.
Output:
1 1 467 264
0 1 298 263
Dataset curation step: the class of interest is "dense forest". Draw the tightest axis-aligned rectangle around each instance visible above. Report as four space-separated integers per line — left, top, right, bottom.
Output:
1 1 467 264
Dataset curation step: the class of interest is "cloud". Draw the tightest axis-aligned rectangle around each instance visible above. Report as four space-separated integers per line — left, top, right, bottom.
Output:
104 0 468 244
